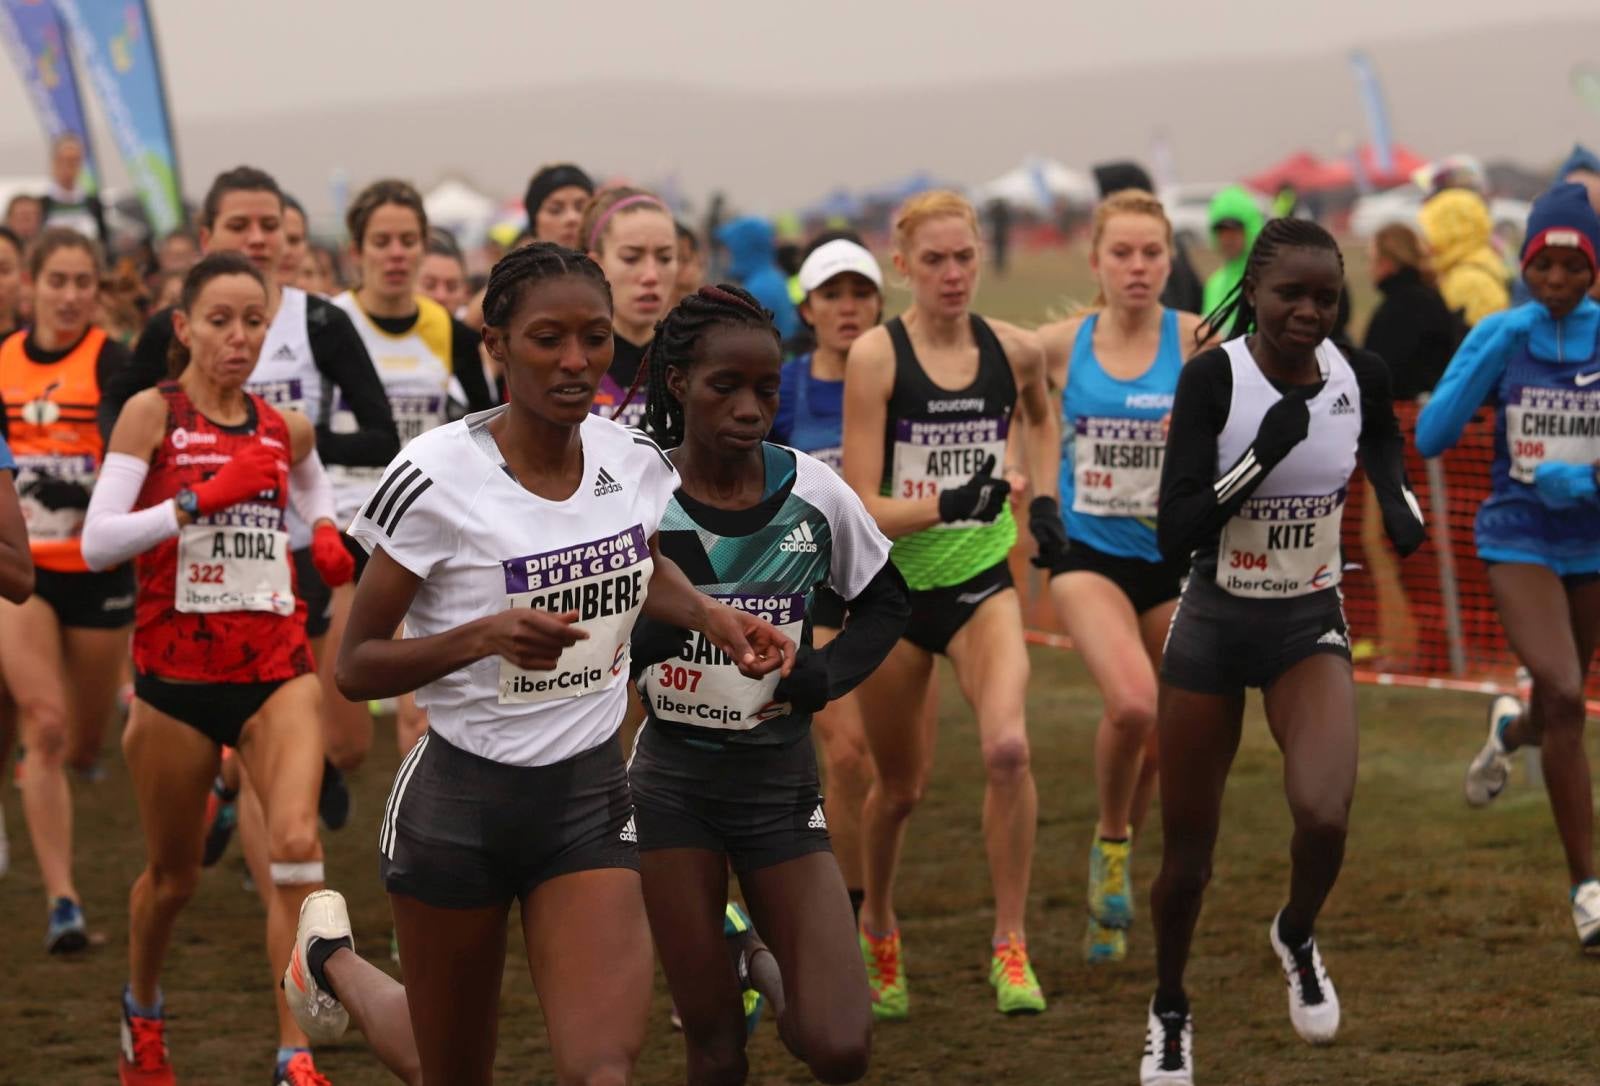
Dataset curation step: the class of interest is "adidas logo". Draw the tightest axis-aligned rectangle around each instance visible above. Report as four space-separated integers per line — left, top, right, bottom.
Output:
780 522 819 553
593 467 623 497
1316 628 1348 649
270 343 297 361
1329 392 1356 416
807 805 827 830
619 815 636 843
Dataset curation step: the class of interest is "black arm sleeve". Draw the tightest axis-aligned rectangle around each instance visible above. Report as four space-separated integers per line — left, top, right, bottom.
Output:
450 319 494 413
306 297 399 467
1350 347 1426 557
98 308 173 440
803 560 910 702
1157 349 1242 563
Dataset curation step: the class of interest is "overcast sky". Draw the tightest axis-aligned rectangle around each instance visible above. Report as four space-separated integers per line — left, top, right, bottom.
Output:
0 0 1593 129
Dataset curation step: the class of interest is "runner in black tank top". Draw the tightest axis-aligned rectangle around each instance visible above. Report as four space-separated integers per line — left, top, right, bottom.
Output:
1139 221 1423 1086
840 191 1063 1019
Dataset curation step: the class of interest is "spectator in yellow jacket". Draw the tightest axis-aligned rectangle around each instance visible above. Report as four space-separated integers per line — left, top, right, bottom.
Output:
1417 187 1510 327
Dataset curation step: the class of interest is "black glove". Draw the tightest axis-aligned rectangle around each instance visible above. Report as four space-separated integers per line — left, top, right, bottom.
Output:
937 454 1010 524
628 617 691 683
773 648 830 715
1251 385 1317 467
1028 496 1070 569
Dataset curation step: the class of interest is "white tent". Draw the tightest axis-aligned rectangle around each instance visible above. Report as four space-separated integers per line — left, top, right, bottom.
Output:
423 178 500 247
970 157 1097 212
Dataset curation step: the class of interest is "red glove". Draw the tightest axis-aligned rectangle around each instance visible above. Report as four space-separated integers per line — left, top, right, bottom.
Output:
310 522 356 588
192 443 284 516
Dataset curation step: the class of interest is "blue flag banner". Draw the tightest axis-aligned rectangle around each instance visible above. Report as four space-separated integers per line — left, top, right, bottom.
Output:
1348 50 1395 178
55 0 182 232
0 0 98 187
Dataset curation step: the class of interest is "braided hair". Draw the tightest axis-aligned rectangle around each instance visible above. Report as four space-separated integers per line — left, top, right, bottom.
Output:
481 241 611 332
635 283 781 448
1196 217 1344 348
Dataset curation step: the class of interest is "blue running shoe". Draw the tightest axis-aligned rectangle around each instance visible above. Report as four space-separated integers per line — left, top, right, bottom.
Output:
47 895 87 954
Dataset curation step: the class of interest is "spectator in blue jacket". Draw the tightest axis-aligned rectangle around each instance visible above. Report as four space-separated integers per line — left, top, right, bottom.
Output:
715 215 800 341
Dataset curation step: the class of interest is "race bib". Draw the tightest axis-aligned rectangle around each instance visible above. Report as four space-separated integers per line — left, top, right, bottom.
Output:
334 392 446 445
1217 491 1344 599
1071 417 1164 518
247 378 306 416
176 524 294 615
498 526 652 704
643 593 807 730
890 416 1008 529
1505 386 1600 484
15 453 94 541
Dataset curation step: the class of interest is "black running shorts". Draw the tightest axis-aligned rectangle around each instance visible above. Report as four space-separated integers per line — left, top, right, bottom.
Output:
134 673 292 748
1159 575 1352 695
902 560 1014 656
378 730 637 909
35 566 134 629
628 723 832 875
1048 538 1185 616
810 585 846 630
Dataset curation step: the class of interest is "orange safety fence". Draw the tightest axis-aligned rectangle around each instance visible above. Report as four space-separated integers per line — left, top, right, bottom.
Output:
1015 399 1600 708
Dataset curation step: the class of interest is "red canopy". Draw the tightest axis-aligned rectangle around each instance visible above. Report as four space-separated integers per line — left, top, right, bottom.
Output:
1246 144 1430 193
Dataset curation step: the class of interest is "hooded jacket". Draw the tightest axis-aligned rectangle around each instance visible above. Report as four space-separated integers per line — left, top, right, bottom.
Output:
1417 189 1510 328
715 216 800 341
1200 185 1265 315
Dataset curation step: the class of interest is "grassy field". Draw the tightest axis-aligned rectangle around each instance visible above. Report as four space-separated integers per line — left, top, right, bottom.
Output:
5 245 1597 1085
3 648 1598 1085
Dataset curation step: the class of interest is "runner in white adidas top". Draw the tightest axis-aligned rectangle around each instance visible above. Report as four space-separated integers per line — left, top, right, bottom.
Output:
1139 220 1424 1085
279 243 794 1086
328 179 494 764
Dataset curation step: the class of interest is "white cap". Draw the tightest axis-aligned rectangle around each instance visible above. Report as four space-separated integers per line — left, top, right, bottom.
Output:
798 239 883 294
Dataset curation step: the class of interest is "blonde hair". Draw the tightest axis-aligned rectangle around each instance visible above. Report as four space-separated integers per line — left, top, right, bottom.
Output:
892 190 979 253
1373 222 1436 288
1088 189 1173 308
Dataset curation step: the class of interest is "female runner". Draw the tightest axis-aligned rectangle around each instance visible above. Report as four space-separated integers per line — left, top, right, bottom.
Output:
1037 191 1205 963
629 283 907 1084
581 186 677 428
1418 182 1600 953
840 190 1062 1017
82 251 354 1086
278 243 794 1086
1140 219 1424 1085
769 234 885 920
0 227 134 951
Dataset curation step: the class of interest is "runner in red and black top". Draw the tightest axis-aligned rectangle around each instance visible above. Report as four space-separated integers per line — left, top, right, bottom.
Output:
82 252 356 1086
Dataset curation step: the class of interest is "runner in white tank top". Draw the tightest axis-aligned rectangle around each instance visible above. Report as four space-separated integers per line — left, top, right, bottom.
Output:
1139 220 1424 1086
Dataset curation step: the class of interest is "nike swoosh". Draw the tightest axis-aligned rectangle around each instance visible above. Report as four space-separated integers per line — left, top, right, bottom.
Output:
955 583 1004 606
1576 370 1600 387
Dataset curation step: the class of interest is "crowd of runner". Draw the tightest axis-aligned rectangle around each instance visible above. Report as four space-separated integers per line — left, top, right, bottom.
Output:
0 144 1597 1086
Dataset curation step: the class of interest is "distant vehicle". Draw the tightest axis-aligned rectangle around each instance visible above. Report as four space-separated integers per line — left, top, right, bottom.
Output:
1349 184 1531 244
1160 183 1269 247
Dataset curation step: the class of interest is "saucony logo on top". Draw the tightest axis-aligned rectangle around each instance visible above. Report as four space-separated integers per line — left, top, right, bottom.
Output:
593 467 623 496
1329 392 1356 416
927 398 985 413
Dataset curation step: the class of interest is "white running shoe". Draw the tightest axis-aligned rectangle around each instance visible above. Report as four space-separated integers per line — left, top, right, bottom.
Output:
1574 880 1600 951
1140 998 1194 1085
1269 911 1340 1044
1464 695 1521 807
283 890 351 1043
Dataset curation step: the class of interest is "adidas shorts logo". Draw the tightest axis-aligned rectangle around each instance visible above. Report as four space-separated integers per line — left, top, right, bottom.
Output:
780 522 819 553
1316 628 1348 649
619 815 637 843
594 467 623 497
807 804 827 830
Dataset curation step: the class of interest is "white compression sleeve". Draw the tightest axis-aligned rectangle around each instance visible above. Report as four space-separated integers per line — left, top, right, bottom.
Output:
288 449 338 529
81 452 178 571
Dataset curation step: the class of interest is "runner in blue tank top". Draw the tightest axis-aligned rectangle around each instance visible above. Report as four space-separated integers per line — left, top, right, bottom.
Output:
770 233 886 924
1417 182 1600 952
1037 191 1208 967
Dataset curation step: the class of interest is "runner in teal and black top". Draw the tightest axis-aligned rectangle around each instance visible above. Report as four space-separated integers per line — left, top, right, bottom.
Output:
630 284 908 1085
